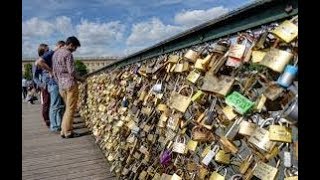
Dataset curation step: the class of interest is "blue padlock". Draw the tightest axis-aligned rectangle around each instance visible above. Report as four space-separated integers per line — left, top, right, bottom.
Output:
277 65 298 88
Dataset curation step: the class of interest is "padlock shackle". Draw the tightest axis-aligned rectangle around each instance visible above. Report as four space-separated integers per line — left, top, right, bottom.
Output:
178 85 194 98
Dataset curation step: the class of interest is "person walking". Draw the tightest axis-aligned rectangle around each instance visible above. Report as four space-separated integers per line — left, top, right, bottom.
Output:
52 36 84 138
36 41 65 133
22 77 28 100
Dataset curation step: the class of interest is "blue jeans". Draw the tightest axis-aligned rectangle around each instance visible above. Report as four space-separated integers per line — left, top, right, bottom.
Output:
48 83 65 132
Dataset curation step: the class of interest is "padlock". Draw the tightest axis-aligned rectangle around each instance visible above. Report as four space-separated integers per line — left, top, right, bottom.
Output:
184 49 200 63
214 149 230 164
254 94 267 112
186 70 201 83
210 167 227 180
284 167 298 180
187 139 198 152
191 90 204 102
170 85 193 113
238 119 257 136
248 118 276 152
269 121 292 143
239 154 254 174
252 160 280 180
263 143 284 162
168 54 180 63
152 172 161 180
201 74 235 96
152 79 163 93
251 50 267 63
158 112 169 128
174 57 184 73
282 143 292 168
222 105 238 121
201 142 213 158
277 65 298 88
259 47 293 73
224 117 243 140
195 54 212 71
225 91 255 115
219 136 239 154
228 34 247 59
167 113 180 131
172 136 186 154
202 144 220 166
271 17 298 43
138 170 148 180
263 83 283 101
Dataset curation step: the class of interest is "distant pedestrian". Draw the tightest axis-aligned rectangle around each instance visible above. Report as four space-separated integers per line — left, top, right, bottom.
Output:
22 77 27 100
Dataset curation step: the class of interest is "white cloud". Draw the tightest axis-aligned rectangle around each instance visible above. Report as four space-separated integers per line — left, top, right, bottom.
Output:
22 17 55 37
55 16 74 36
174 6 229 27
76 20 125 45
126 18 185 46
22 16 126 57
75 20 125 57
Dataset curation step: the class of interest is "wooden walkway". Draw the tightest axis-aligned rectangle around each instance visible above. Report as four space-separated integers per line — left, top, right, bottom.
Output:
22 102 116 180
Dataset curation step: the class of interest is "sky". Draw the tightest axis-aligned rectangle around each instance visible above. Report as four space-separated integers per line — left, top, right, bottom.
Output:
22 0 252 58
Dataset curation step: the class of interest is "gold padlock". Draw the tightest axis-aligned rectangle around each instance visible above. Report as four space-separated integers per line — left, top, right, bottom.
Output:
168 54 180 63
191 90 204 102
251 50 266 63
238 120 257 136
138 170 148 180
199 166 209 179
239 154 254 174
255 94 267 112
253 160 280 180
187 139 198 152
174 58 184 73
184 49 199 63
222 106 237 121
272 20 298 43
186 70 201 83
259 47 293 73
201 74 234 96
170 85 193 113
214 150 230 164
209 168 227 180
268 124 292 143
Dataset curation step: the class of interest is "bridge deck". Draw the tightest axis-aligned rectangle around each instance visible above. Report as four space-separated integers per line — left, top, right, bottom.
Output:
22 102 116 180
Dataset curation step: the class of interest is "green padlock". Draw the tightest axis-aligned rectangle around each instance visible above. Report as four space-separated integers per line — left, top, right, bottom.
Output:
225 91 254 115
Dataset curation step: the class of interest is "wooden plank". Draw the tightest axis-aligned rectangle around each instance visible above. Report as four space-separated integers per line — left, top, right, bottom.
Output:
22 102 115 180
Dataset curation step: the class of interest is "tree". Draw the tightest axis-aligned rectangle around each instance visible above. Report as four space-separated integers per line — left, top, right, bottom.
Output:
24 63 33 80
75 60 88 76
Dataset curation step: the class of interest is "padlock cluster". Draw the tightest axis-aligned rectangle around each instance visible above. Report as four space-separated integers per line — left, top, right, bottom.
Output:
78 16 298 180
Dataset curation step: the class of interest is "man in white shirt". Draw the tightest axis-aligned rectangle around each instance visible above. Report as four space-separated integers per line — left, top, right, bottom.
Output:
22 77 27 100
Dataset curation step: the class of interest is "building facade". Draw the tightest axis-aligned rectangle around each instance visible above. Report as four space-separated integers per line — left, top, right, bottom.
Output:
22 57 119 75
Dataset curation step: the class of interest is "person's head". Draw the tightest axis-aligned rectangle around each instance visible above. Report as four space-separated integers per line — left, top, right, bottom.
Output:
53 40 65 51
38 43 49 56
65 36 81 52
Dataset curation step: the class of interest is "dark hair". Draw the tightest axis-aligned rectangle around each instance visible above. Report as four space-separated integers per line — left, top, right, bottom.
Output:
38 43 48 56
56 40 65 46
66 36 81 47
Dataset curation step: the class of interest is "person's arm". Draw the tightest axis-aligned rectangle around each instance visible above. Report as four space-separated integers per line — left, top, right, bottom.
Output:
35 57 52 73
66 53 85 82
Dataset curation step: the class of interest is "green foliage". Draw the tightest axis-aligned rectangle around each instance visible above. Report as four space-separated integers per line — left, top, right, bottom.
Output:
75 60 88 76
24 63 33 80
